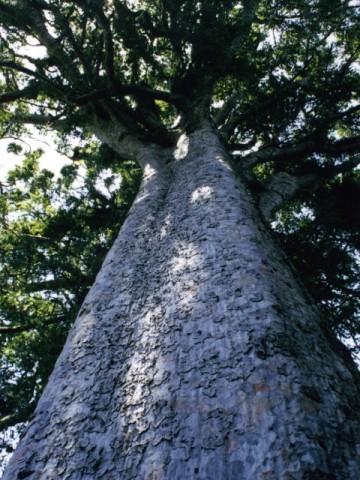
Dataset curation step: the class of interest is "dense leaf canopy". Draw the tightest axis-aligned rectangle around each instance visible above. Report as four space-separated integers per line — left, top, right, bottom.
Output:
0 0 359 460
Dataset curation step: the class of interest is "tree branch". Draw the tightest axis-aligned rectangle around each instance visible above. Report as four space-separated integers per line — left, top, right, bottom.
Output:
230 0 262 51
0 60 66 101
258 153 360 221
0 315 66 335
227 138 257 151
240 136 360 171
52 5 95 82
0 83 41 104
239 139 317 170
71 0 117 87
222 76 311 139
224 49 359 141
95 5 116 88
214 94 239 128
331 153 360 175
322 137 360 156
20 0 81 83
258 172 320 221
0 402 37 430
9 112 70 130
0 60 48 83
72 82 181 107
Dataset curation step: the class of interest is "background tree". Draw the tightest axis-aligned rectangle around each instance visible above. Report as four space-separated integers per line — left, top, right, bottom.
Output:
0 0 360 478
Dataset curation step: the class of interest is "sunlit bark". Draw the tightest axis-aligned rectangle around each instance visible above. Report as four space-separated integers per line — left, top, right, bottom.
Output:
3 127 360 479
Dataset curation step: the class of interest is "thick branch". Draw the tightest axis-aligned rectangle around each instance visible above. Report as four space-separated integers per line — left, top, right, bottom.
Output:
258 153 360 221
332 153 360 174
322 137 360 156
0 60 47 83
72 82 182 111
240 140 317 170
0 2 25 22
240 136 360 171
0 83 40 104
9 112 71 130
227 138 257 151
258 172 319 221
224 52 359 141
333 103 360 121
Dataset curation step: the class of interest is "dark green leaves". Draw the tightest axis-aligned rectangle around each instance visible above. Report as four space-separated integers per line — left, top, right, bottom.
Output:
274 171 360 351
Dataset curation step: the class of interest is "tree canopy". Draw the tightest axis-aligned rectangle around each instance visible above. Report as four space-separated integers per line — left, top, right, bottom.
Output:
0 0 359 463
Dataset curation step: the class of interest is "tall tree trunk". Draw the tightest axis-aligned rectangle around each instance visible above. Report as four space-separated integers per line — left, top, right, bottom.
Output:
4 127 360 480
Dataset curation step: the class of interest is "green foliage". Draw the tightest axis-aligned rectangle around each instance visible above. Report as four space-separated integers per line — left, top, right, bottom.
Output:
274 171 360 349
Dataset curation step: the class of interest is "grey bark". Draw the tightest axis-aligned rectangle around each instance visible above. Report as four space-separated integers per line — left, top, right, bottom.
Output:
258 172 319 221
3 127 360 480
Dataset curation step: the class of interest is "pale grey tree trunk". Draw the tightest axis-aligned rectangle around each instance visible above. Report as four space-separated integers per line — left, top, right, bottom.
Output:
3 127 360 480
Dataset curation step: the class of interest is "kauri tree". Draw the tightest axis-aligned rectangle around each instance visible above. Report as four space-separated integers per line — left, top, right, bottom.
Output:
0 0 360 478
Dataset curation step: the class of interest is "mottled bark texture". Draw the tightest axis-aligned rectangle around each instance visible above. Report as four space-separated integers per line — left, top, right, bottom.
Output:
3 128 360 480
